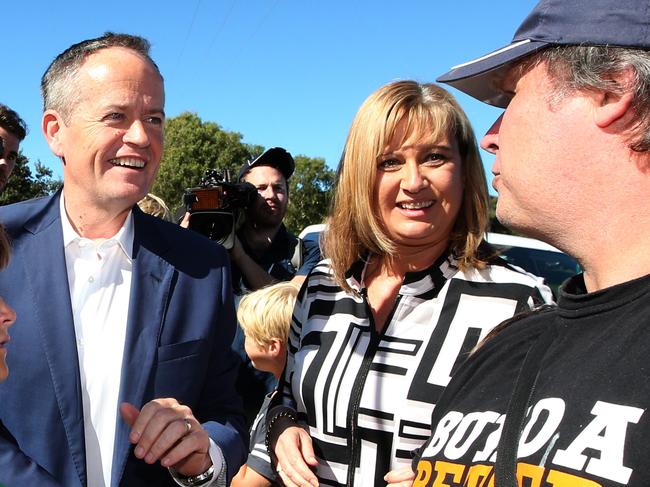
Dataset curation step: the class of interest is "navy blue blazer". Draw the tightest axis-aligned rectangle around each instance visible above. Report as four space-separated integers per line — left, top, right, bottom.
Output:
0 191 247 487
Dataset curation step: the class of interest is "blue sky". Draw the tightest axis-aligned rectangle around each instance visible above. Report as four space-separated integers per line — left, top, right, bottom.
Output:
4 1 537 192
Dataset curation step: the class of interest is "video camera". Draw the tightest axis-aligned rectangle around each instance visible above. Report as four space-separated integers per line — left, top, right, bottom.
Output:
182 169 258 249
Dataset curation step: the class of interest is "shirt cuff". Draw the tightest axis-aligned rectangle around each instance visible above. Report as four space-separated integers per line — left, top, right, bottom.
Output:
206 440 226 487
169 439 226 487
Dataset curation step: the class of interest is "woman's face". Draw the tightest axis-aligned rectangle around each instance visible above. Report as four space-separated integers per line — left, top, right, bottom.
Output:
374 121 464 252
0 296 17 382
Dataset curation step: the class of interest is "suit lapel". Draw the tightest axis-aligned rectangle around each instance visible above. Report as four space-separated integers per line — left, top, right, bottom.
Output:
112 209 173 487
23 192 87 486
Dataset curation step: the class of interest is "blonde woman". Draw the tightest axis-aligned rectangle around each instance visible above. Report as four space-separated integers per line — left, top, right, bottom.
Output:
268 81 553 487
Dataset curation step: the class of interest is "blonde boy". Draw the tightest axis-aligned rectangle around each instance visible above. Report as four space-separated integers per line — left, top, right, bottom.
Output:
232 282 299 487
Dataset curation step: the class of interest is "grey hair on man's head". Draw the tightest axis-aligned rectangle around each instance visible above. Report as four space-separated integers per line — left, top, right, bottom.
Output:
41 32 163 121
527 45 650 152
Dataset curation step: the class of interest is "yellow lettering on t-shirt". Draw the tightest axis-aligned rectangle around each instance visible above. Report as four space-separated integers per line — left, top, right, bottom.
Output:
516 463 544 487
414 460 604 487
414 460 433 487
547 468 603 487
431 461 465 487
466 463 494 486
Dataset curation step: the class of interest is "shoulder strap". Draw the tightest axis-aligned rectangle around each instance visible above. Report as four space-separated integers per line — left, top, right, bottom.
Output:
494 324 558 486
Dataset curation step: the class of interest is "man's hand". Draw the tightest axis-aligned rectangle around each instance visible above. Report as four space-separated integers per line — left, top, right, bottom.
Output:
179 212 191 229
120 400 212 477
228 235 245 263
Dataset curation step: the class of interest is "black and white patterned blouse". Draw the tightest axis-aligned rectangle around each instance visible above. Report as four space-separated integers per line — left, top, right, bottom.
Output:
275 252 553 486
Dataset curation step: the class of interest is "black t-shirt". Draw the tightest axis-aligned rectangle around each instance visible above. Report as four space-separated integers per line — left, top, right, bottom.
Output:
230 224 320 294
414 272 650 487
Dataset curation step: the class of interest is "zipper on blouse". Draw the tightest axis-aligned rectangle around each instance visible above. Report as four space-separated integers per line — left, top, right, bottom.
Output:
346 290 402 486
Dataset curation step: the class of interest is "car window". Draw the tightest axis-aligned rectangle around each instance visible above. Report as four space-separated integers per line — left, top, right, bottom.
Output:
494 245 580 295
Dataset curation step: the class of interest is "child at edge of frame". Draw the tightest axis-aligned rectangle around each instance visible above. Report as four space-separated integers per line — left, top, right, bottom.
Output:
231 281 299 487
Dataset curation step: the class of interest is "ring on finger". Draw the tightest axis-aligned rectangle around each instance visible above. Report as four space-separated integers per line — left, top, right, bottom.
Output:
183 418 192 433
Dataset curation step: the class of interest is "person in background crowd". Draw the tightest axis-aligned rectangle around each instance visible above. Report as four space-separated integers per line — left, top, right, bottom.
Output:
231 281 299 487
231 147 320 294
0 32 246 487
409 1 650 486
138 193 173 221
268 80 552 487
231 147 321 424
0 104 27 193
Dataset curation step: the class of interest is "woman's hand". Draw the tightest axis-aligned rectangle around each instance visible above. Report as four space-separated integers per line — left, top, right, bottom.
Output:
384 466 415 486
274 425 319 487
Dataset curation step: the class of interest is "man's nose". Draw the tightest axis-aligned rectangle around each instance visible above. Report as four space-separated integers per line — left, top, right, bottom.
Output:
480 114 503 155
260 187 277 199
0 297 16 328
123 120 151 147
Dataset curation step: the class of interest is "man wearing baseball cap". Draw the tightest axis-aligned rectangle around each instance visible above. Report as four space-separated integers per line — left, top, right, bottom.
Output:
230 147 321 422
388 1 650 486
231 147 320 294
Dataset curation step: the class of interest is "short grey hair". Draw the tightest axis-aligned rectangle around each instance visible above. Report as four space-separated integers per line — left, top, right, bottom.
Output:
525 45 650 152
41 32 163 121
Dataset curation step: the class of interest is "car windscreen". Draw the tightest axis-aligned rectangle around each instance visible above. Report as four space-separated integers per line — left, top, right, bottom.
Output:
495 245 581 294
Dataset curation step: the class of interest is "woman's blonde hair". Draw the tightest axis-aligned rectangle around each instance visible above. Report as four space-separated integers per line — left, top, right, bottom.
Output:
237 282 299 347
322 80 489 291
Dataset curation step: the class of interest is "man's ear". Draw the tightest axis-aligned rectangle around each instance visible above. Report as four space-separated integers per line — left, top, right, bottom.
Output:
594 71 635 129
42 109 66 158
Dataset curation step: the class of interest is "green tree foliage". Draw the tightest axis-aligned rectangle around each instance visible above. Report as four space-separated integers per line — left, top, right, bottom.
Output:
285 155 335 234
152 112 335 232
151 112 261 213
0 154 62 205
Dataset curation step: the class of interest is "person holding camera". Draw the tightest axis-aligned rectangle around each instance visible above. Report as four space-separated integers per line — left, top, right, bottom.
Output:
230 147 320 296
230 147 321 424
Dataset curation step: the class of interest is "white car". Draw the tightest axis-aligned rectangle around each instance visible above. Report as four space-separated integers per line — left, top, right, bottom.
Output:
299 225 579 295
485 232 580 294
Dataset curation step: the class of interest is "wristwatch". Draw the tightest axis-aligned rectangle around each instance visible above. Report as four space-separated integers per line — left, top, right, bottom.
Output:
174 465 215 486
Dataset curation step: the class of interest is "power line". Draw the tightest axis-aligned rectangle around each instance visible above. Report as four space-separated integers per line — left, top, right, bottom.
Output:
176 0 203 70
207 0 239 54
220 0 280 77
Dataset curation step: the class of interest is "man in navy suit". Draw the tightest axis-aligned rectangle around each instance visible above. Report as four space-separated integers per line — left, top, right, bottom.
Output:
0 33 247 486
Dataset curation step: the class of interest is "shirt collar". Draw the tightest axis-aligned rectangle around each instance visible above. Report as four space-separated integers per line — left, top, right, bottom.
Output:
59 192 135 260
345 251 457 295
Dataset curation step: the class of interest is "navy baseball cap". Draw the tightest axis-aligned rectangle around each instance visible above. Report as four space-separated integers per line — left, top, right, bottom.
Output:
437 0 650 108
238 147 295 181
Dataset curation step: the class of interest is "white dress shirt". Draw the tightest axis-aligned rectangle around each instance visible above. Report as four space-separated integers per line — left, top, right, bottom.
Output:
61 196 225 487
61 195 133 487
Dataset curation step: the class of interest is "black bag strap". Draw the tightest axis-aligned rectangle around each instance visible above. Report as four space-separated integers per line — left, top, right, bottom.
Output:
494 324 557 486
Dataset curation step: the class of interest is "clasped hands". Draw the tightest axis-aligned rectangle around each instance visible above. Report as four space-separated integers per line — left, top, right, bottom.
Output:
120 399 212 477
